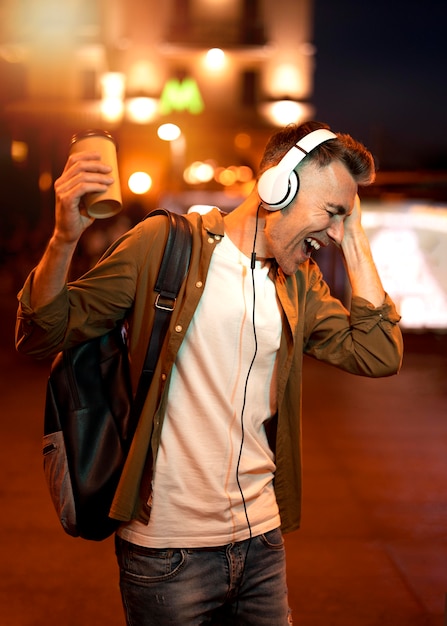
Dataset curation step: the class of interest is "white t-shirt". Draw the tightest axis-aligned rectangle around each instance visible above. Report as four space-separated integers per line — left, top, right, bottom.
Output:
119 233 282 548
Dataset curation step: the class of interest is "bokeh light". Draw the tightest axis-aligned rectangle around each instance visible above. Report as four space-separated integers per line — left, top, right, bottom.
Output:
128 172 152 195
157 123 181 141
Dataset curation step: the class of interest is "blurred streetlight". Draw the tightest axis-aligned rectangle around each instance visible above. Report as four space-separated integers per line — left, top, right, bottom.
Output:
259 99 314 127
157 123 181 141
128 171 152 195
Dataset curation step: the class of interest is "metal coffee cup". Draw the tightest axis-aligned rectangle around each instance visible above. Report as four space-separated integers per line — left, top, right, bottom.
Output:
70 130 122 219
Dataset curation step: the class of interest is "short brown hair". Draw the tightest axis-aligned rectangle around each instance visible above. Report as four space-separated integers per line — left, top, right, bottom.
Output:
259 121 376 186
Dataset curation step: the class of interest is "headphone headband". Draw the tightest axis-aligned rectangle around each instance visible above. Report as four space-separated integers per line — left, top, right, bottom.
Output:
292 128 337 155
258 128 337 211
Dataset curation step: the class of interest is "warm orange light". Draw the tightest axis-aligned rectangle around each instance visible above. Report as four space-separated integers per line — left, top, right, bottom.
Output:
215 167 237 186
101 72 126 99
100 73 126 123
100 98 124 123
183 161 215 185
39 171 53 192
259 100 314 127
237 166 253 183
157 123 181 141
234 133 251 150
126 97 159 124
271 64 302 95
128 172 152 195
11 140 28 163
204 48 226 71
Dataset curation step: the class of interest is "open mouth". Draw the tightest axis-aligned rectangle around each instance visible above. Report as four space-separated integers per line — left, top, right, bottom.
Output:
305 237 321 255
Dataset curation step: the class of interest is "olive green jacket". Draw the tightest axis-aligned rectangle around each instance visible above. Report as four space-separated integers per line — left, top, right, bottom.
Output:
16 209 403 534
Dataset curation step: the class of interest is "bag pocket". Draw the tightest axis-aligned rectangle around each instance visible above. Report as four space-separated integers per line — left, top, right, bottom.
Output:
43 432 78 537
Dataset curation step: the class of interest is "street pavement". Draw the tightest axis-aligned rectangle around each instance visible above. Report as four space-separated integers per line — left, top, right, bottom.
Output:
1 292 446 626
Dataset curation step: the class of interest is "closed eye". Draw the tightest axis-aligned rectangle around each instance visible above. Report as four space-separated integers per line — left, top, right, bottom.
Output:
327 202 349 217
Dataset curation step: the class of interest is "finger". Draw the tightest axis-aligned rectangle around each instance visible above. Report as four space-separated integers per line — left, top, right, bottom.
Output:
61 152 113 180
55 168 114 199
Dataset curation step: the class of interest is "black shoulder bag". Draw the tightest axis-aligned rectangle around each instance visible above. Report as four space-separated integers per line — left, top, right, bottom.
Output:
42 209 192 541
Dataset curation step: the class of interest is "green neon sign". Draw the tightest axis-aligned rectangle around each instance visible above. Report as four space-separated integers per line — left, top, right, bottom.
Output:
159 77 204 115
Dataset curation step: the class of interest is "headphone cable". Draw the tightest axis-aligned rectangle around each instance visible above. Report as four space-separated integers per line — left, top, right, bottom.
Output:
234 204 262 612
237 203 261 526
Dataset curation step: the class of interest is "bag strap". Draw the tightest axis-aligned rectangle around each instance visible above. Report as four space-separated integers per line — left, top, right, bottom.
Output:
131 209 192 419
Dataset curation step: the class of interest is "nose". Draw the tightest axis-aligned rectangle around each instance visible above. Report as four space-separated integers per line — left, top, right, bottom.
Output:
327 218 345 244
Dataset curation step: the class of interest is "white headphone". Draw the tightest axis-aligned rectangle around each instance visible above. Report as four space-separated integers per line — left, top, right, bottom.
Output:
257 128 337 211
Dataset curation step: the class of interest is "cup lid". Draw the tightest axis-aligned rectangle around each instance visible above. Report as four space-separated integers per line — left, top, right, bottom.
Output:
71 129 116 145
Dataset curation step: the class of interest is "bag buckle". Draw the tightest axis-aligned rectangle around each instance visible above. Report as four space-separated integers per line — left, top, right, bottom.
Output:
155 293 176 311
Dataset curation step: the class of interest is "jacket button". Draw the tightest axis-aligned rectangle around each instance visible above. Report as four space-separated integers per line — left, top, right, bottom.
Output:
195 281 203 288
175 325 183 332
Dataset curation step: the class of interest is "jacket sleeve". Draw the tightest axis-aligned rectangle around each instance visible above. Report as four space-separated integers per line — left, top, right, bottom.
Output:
303 263 403 377
15 221 150 359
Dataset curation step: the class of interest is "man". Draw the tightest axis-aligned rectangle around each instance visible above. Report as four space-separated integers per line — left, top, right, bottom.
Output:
16 120 403 625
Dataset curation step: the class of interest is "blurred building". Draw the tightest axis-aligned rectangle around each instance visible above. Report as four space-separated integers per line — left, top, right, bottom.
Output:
2 1 446 331
0 0 317 213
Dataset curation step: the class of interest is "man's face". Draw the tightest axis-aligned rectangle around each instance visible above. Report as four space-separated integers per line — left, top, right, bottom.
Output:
263 159 358 275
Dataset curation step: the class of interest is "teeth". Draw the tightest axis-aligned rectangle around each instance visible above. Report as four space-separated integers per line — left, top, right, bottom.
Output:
306 237 320 250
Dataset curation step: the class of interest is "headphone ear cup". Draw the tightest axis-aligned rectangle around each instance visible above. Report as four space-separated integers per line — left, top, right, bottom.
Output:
258 167 300 211
257 127 337 211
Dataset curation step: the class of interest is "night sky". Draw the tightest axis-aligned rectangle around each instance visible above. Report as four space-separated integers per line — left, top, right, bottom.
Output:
312 0 447 170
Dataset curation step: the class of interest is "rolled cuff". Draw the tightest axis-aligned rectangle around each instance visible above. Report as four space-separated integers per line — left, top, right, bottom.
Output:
350 293 401 333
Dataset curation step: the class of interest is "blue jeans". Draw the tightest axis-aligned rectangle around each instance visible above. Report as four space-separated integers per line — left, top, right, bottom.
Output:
115 528 292 625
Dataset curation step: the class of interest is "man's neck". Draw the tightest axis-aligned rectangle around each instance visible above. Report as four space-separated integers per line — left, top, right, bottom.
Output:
224 195 269 260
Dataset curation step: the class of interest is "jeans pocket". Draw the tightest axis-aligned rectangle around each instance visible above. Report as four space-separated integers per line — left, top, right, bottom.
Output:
116 538 187 585
260 527 284 550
